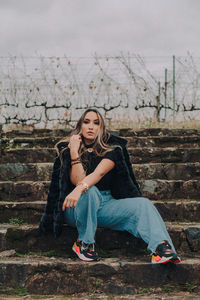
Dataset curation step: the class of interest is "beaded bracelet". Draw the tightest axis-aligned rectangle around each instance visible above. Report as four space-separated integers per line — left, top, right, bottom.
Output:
71 157 80 162
71 160 81 166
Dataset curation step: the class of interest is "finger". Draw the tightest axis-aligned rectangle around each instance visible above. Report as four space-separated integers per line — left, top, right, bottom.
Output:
62 197 69 211
65 198 73 209
69 199 75 208
62 201 66 211
73 200 78 209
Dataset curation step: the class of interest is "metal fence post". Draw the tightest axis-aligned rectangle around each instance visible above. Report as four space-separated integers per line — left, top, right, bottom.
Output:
164 68 168 121
157 81 161 122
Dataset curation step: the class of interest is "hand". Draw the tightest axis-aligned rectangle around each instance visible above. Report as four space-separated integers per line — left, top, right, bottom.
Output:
68 134 82 154
62 186 83 210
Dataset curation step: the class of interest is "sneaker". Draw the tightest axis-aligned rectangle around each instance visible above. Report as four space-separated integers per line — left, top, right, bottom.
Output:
151 240 181 264
72 240 99 262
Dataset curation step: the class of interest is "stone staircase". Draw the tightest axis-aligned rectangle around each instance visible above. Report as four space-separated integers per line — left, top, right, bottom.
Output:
0 128 200 296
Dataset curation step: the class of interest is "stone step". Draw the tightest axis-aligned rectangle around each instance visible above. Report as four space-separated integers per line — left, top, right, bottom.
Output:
0 199 200 224
134 162 200 180
0 148 55 164
2 127 200 139
139 179 200 200
0 163 52 181
1 136 63 149
1 162 200 181
2 135 200 149
0 200 199 225
0 256 200 295
128 147 200 163
0 181 49 201
1 128 72 138
126 136 200 148
119 128 200 137
0 179 199 201
1 222 200 255
1 147 200 164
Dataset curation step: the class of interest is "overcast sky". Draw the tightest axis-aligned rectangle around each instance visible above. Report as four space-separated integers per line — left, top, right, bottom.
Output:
0 0 200 57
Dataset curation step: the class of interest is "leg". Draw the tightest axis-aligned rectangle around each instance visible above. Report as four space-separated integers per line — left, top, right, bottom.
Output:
63 185 102 244
97 194 175 253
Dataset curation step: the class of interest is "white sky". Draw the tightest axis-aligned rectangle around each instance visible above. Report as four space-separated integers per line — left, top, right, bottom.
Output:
0 0 200 57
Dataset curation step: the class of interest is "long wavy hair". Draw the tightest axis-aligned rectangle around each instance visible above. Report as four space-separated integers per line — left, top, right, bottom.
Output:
55 108 116 166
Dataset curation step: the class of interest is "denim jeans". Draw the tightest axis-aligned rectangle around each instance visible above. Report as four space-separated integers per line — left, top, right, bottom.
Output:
63 186 175 253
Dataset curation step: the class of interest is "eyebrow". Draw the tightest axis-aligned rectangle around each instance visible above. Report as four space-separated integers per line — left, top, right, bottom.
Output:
84 118 99 121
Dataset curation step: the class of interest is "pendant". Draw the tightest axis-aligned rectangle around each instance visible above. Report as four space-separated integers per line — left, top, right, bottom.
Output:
87 148 93 153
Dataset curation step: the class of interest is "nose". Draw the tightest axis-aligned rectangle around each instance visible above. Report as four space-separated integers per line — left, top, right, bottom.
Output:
89 122 94 129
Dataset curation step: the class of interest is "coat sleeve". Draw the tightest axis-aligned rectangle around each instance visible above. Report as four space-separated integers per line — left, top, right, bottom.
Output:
122 146 142 196
39 155 61 234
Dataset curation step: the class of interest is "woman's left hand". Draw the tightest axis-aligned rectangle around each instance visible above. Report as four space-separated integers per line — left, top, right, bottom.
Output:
62 186 82 210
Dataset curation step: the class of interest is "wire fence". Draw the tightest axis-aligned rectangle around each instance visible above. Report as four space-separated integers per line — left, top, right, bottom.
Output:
0 53 200 129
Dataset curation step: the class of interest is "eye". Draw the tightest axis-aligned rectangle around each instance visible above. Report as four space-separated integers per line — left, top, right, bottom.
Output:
94 121 99 125
83 120 89 124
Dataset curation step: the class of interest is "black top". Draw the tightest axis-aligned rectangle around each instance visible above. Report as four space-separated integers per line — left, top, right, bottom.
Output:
81 146 117 191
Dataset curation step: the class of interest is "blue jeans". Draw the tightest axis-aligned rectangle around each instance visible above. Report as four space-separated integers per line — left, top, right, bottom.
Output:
63 186 175 253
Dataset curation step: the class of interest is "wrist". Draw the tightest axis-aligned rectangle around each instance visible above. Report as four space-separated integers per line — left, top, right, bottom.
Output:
70 150 79 160
76 181 89 193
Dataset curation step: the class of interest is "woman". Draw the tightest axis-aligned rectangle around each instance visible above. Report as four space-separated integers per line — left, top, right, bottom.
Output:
39 108 181 264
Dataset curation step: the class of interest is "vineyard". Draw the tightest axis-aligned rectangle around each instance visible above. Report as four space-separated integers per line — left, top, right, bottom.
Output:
0 53 200 129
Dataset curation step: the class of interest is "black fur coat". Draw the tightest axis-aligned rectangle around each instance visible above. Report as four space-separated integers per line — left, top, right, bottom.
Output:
39 134 142 237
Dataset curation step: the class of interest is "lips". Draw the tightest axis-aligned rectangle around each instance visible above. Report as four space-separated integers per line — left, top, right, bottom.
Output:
87 131 94 135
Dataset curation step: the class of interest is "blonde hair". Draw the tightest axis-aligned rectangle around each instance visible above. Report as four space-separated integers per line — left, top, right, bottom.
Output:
55 108 117 166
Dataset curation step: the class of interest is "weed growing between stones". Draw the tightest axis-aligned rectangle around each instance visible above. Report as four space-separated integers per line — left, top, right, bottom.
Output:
8 217 24 225
162 286 172 293
138 288 151 294
184 282 199 293
0 286 29 296
95 281 101 288
16 250 72 258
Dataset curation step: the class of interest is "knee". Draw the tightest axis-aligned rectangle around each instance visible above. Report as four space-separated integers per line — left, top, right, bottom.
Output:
77 185 100 206
87 185 99 195
138 197 153 208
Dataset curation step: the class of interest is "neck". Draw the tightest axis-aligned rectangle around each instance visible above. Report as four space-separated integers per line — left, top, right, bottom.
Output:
84 138 95 146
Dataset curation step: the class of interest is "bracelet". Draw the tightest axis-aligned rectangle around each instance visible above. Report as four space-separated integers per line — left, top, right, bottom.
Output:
71 161 81 166
76 181 89 193
71 156 80 162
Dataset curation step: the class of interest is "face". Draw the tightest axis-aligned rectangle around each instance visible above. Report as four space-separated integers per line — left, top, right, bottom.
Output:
81 111 100 144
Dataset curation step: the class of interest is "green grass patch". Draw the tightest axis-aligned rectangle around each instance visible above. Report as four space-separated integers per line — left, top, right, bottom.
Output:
0 286 29 296
8 217 24 225
95 281 101 287
16 250 71 258
185 282 198 292
138 288 150 294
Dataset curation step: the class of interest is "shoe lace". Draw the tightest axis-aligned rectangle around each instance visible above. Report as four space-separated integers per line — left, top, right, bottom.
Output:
156 240 172 254
81 242 95 252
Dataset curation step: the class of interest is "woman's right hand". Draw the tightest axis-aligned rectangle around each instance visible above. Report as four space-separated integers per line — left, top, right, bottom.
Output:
68 134 82 154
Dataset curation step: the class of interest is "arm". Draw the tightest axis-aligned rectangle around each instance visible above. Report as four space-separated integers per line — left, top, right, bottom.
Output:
62 158 115 210
69 135 86 184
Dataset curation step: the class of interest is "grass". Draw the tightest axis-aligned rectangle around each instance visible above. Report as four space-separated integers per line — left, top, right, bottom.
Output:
8 217 24 225
0 287 29 296
138 288 150 294
184 282 199 292
16 250 71 258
